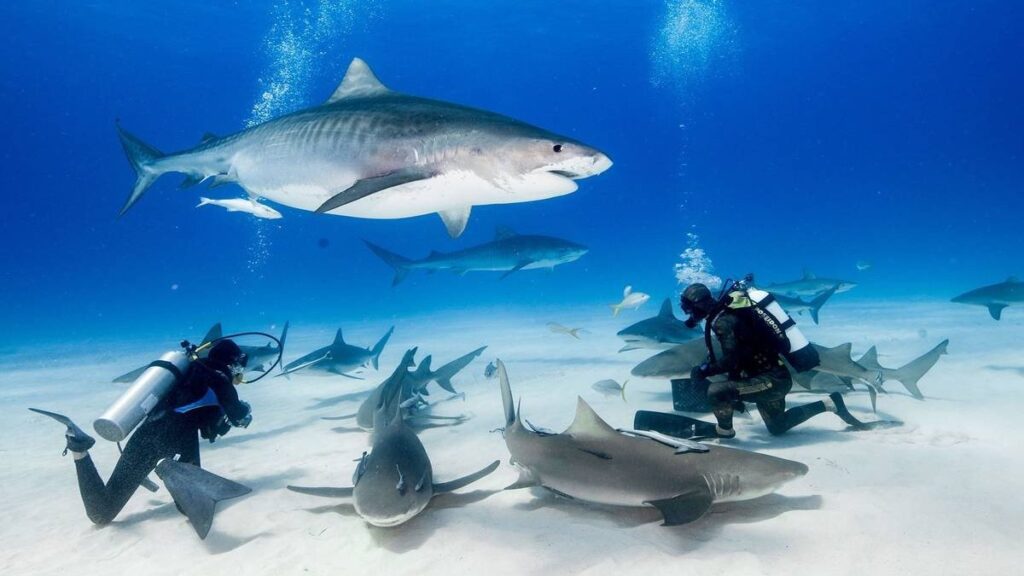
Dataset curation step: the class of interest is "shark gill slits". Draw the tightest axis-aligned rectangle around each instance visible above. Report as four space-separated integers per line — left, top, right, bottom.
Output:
553 144 563 153
577 448 613 460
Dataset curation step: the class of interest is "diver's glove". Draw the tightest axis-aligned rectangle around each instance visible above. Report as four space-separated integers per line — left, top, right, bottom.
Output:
690 363 713 381
230 401 253 428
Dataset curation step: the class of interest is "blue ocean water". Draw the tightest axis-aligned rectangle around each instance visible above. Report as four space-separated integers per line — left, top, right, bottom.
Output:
2 0 1021 345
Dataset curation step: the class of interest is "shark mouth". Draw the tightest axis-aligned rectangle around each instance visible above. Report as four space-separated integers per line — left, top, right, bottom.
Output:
548 169 581 179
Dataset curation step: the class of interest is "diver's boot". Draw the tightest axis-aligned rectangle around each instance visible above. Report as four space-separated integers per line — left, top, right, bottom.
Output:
824 393 869 430
714 425 736 439
29 408 96 455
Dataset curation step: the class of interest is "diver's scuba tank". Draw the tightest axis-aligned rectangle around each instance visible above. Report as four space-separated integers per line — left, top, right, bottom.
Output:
93 349 192 442
732 275 819 372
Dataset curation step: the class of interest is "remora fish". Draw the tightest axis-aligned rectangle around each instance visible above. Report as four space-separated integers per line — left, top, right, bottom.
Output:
116 58 612 238
365 227 587 285
610 286 650 317
289 349 498 527
196 197 282 219
769 285 839 325
855 340 948 400
496 361 807 525
767 270 856 297
951 277 1024 320
280 326 393 378
617 298 701 352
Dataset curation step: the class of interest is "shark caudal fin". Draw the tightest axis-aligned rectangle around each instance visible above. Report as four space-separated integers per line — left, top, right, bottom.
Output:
364 240 414 286
154 459 251 540
277 321 290 373
891 339 949 400
370 326 395 370
808 284 840 325
116 124 169 216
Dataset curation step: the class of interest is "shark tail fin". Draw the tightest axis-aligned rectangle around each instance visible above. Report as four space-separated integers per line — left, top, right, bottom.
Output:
196 197 213 208
116 123 170 216
496 360 517 427
892 339 949 400
808 285 839 325
154 459 251 540
610 304 621 317
370 326 394 370
277 321 290 373
364 240 414 286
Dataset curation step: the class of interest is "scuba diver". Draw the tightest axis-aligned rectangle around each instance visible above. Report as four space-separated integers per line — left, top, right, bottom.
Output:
30 339 253 533
679 278 873 439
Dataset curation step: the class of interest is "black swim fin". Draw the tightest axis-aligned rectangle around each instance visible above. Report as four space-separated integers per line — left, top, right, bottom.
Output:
828 393 902 431
154 459 251 540
29 407 96 454
633 410 718 439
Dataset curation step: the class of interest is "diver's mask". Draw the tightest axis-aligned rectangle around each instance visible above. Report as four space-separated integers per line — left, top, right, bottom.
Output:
229 352 248 385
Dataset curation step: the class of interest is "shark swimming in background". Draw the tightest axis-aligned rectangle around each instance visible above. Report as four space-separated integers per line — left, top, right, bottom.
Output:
365 227 588 285
616 298 701 352
767 270 857 298
289 349 499 527
495 360 807 526
116 58 612 238
280 326 393 378
769 285 839 325
951 277 1023 320
196 196 282 219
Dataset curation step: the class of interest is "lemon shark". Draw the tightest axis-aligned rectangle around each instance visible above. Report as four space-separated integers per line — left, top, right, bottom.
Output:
288 349 499 527
496 360 807 525
116 58 612 238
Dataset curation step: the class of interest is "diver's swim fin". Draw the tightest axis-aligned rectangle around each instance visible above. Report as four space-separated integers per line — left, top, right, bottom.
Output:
29 407 96 454
154 459 251 540
633 410 718 439
828 393 901 431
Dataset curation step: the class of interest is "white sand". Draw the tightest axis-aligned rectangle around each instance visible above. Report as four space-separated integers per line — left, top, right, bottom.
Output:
2 300 1022 575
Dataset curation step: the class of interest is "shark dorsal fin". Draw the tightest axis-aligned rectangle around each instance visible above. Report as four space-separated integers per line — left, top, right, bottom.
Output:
832 342 853 357
802 269 816 279
623 285 633 298
566 397 617 438
859 346 880 368
334 328 345 346
202 323 223 346
658 298 673 318
495 226 517 240
327 58 390 103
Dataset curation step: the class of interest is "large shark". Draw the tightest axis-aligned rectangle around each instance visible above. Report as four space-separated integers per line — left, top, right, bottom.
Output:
767 270 856 298
951 277 1023 320
617 298 701 352
495 360 807 525
280 326 393 378
116 58 612 238
288 349 499 527
365 227 587 285
630 338 716 379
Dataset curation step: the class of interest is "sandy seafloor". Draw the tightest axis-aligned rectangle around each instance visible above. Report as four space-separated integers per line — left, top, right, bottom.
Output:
2 299 1022 576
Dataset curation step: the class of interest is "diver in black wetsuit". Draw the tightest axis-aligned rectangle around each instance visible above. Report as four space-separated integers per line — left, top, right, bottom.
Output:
682 282 867 439
44 340 252 525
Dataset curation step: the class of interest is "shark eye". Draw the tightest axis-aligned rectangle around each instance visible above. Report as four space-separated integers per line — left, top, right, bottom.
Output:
553 144 563 153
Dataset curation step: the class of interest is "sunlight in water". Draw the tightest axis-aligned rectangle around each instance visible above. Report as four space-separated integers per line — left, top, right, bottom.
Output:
245 0 376 270
651 0 737 92
674 231 722 289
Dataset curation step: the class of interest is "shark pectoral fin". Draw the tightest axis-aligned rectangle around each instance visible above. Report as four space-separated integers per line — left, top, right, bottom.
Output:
504 468 540 490
645 486 714 526
287 485 355 498
987 304 1007 320
333 370 365 380
316 168 436 214
433 460 500 494
500 260 533 280
438 206 472 238
320 413 358 421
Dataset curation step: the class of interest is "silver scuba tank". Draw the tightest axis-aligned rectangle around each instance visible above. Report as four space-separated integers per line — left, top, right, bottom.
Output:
93 349 192 442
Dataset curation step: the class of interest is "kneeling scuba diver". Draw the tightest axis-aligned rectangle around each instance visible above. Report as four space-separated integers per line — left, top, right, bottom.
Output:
30 332 282 539
635 275 895 439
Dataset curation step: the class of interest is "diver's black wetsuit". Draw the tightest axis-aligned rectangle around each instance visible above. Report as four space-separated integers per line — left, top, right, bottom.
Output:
702 306 827 436
74 362 250 524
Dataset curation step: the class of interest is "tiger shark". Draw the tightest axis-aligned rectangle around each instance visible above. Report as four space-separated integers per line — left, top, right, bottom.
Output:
288 349 499 527
116 58 612 238
280 326 392 378
617 298 701 352
496 360 807 525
